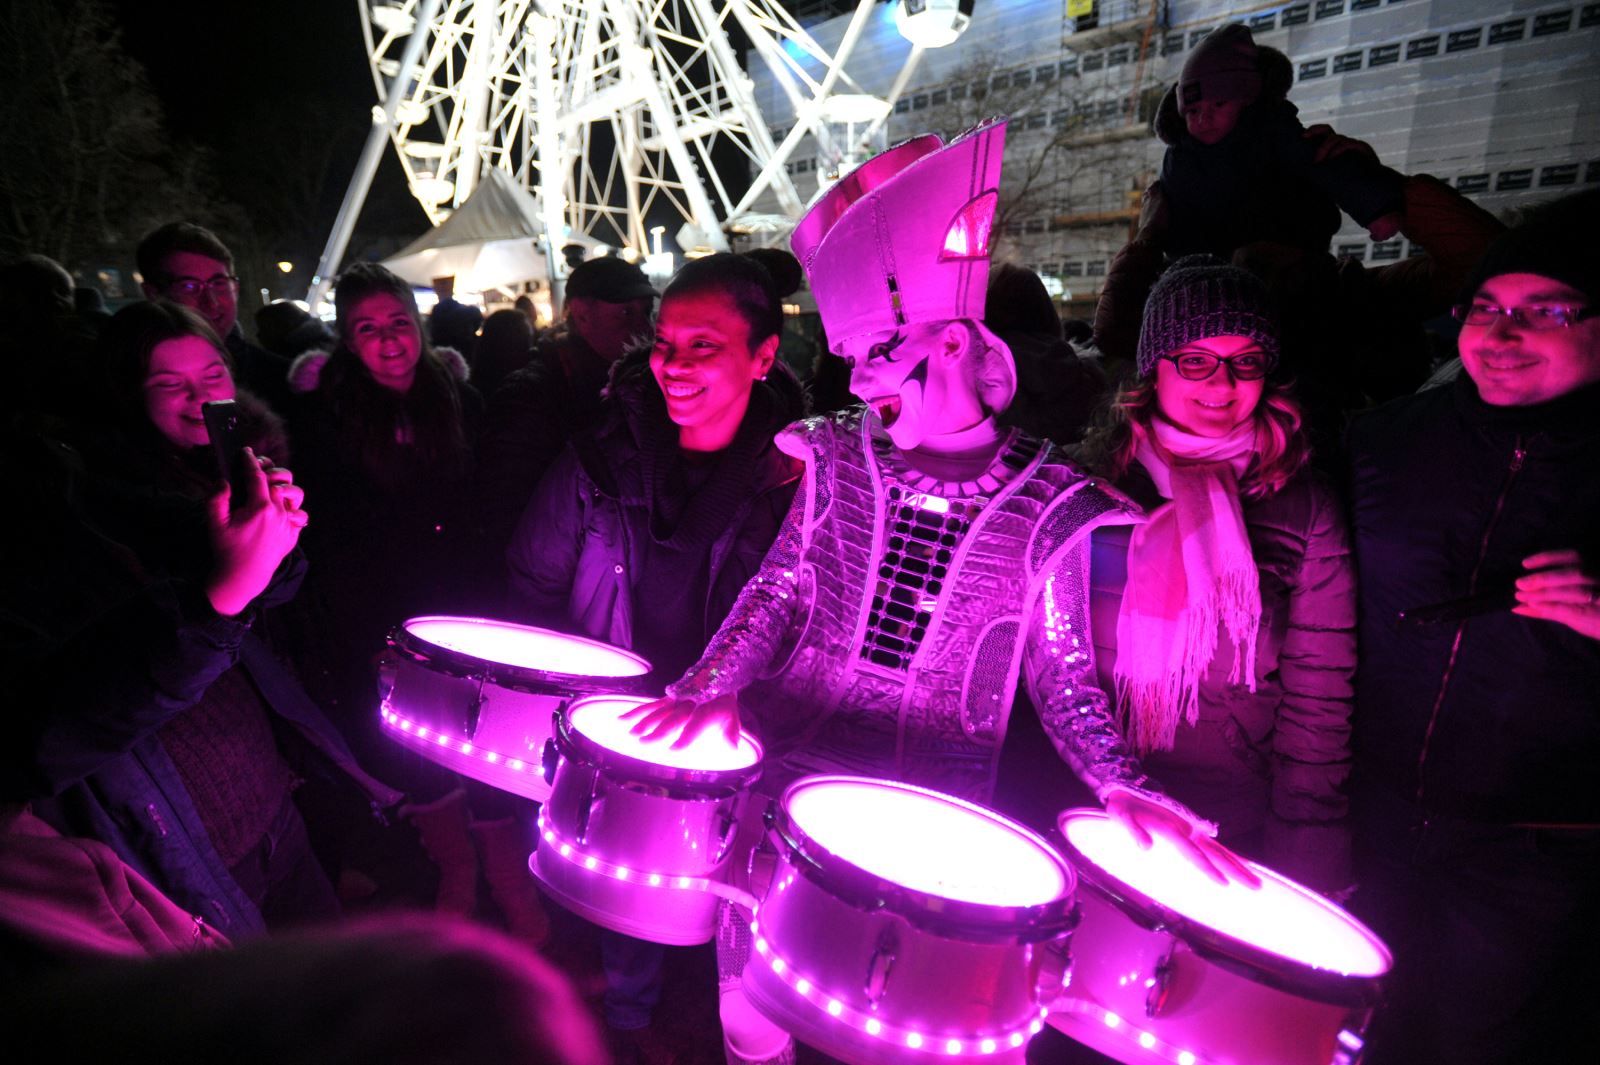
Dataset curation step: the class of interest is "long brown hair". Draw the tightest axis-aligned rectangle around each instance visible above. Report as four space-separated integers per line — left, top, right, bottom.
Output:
326 262 469 485
1079 377 1310 500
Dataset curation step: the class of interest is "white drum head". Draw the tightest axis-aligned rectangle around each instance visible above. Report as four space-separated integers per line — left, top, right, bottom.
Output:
789 779 1069 908
404 617 650 678
568 696 761 773
1060 812 1390 978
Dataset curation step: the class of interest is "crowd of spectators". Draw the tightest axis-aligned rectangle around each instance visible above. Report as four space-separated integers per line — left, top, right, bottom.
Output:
2 20 1596 1063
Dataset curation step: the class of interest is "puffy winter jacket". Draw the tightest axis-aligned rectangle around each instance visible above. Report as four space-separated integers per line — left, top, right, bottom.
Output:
1089 465 1355 890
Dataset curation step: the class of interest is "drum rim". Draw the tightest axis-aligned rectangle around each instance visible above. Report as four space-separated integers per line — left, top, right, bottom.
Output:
767 774 1078 943
389 616 651 698
554 696 765 796
1055 809 1391 1008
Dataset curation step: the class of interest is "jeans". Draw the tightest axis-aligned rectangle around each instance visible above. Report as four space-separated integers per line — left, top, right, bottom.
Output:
1351 781 1600 1065
601 929 665 1030
228 795 342 930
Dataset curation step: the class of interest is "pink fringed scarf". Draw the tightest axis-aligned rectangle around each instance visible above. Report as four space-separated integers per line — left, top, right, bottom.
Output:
1114 419 1261 752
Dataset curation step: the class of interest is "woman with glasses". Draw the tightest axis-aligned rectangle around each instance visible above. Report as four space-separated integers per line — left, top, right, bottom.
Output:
1078 254 1356 894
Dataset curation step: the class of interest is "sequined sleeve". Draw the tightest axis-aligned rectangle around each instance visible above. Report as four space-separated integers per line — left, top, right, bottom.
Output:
665 484 806 703
1023 536 1151 799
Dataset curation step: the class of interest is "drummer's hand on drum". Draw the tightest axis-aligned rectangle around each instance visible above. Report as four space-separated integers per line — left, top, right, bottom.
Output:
1105 791 1262 889
622 693 742 748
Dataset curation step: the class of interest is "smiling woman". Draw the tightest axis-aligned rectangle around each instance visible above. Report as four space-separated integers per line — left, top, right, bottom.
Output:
279 260 487 795
505 252 806 1044
508 251 806 684
1078 254 1356 895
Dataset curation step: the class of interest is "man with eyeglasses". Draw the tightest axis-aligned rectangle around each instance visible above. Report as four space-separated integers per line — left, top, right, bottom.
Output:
137 222 290 410
1345 187 1600 1064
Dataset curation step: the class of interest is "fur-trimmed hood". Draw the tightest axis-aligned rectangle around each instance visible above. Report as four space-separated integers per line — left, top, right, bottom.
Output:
287 345 469 395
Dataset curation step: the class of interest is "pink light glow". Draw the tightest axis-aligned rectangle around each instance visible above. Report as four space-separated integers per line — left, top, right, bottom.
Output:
787 780 1067 906
1062 814 1391 976
405 616 649 677
570 696 760 771
754 935 1031 1053
939 190 997 261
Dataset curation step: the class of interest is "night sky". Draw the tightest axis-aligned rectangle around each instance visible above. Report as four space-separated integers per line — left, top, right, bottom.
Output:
112 0 427 270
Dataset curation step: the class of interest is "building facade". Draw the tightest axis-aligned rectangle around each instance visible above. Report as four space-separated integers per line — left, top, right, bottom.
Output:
752 0 1600 319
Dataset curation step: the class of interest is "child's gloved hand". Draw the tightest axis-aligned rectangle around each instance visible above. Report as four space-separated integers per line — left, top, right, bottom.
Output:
1365 211 1403 242
1303 123 1378 164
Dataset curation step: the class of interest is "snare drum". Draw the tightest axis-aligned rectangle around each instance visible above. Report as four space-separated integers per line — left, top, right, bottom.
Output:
1050 809 1391 1065
381 616 651 801
743 776 1077 1065
531 694 764 945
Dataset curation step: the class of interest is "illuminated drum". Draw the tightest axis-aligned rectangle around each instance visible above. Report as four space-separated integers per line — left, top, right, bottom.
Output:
1050 809 1391 1065
531 694 764 945
381 616 650 801
743 776 1077 1065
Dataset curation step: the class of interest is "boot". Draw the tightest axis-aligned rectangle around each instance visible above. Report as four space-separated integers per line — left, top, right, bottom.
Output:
472 816 550 947
717 900 795 1065
402 789 480 915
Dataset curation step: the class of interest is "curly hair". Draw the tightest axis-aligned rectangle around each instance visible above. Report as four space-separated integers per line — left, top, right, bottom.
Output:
1079 376 1310 500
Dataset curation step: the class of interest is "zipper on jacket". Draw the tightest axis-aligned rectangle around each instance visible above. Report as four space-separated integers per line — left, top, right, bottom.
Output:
1413 438 1526 809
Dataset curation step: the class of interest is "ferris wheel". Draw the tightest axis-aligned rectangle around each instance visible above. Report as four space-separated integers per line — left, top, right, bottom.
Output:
316 0 912 302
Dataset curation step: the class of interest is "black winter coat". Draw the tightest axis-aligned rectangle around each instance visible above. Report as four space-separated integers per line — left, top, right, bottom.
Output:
1347 375 1600 822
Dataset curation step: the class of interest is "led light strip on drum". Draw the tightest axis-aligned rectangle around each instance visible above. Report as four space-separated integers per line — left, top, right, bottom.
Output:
1051 1000 1207 1065
381 703 537 774
534 808 720 893
749 918 1047 1055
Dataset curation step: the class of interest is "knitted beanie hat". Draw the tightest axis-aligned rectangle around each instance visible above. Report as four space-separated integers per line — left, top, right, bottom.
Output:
1459 186 1600 305
1136 255 1281 378
1179 23 1262 108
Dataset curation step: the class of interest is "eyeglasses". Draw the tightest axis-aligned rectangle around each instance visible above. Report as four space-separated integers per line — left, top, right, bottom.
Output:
1451 301 1596 331
1160 351 1271 381
163 274 239 300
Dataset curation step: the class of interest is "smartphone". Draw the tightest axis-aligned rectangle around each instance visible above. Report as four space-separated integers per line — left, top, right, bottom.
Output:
201 399 252 508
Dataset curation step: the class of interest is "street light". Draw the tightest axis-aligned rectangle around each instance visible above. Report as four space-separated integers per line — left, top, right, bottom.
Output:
277 261 294 274
894 0 975 48
645 225 674 280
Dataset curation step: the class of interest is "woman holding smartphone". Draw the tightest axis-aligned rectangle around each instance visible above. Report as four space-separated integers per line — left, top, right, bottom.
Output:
13 300 398 937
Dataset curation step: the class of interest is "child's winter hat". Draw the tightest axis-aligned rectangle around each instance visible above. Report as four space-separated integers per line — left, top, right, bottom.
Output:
1179 24 1262 108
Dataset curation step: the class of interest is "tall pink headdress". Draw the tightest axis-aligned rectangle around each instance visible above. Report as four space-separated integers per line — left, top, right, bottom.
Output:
790 119 1008 351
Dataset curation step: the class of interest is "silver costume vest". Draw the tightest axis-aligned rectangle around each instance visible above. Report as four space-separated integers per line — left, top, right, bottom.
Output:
670 408 1145 803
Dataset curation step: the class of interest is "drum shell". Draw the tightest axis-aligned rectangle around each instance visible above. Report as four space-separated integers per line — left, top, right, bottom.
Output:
545 762 743 879
530 710 756 946
743 777 1078 1065
384 654 562 801
1051 886 1374 1065
382 618 651 803
746 849 1055 1062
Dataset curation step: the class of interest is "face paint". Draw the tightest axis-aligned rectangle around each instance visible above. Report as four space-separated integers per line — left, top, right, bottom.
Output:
841 329 939 450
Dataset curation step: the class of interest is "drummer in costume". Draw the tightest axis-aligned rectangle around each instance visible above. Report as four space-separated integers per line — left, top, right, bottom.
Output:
627 120 1250 1065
